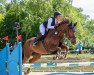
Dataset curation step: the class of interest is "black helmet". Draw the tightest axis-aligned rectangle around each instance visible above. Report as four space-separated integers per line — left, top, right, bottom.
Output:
54 11 62 17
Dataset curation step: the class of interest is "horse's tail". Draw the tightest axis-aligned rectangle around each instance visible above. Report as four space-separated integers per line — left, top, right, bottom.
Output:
22 47 24 63
22 40 28 64
22 42 25 64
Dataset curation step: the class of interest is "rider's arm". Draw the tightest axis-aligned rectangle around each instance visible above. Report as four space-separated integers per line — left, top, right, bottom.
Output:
47 18 54 29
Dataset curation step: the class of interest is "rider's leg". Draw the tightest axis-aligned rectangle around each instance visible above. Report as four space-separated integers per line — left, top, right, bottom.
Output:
39 24 45 36
33 24 45 45
33 33 43 45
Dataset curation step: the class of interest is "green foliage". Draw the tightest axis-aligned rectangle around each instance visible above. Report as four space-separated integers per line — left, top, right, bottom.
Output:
0 0 94 48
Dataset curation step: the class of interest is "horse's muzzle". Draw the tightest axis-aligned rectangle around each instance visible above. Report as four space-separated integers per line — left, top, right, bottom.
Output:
72 41 76 45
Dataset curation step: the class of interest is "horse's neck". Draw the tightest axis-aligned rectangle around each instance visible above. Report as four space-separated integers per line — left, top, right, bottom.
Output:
44 25 68 43
44 29 63 45
45 29 57 39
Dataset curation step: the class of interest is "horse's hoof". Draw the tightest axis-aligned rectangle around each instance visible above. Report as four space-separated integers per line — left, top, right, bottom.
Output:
60 57 63 60
24 68 31 75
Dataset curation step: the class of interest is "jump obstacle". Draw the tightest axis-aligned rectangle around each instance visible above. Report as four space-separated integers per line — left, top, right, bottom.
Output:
23 62 94 68
1 42 94 75
0 42 22 75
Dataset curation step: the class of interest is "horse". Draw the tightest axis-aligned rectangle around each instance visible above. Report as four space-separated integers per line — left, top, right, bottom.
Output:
22 20 77 64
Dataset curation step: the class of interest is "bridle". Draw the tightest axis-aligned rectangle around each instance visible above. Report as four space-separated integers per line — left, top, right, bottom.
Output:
65 28 76 40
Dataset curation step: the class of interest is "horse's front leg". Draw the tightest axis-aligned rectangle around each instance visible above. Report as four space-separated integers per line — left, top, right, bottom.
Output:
60 45 69 60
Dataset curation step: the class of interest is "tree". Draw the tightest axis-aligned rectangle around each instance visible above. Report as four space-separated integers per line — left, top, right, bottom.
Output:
0 0 94 48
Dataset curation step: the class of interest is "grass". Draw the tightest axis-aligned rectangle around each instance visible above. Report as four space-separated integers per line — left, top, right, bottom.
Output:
24 66 94 72
36 54 94 63
23 54 94 72
67 54 94 60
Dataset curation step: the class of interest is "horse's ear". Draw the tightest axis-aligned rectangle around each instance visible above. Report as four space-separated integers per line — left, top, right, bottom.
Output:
69 22 72 26
74 22 77 27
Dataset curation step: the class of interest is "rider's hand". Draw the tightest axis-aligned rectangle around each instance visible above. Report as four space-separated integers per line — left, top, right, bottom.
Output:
55 24 59 29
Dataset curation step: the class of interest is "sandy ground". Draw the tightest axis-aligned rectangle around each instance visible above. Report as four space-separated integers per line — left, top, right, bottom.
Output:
28 72 51 75
26 72 94 75
23 72 51 75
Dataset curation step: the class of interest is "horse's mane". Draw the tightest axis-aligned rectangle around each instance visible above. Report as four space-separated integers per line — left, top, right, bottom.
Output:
59 17 70 26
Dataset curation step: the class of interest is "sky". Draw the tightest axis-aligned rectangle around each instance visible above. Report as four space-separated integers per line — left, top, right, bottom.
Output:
72 0 94 19
3 0 94 19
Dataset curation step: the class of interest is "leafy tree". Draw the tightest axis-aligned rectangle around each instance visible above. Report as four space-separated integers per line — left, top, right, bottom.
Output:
0 0 94 48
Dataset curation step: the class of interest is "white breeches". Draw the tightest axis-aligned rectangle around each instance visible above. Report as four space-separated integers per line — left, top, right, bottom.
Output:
39 24 45 35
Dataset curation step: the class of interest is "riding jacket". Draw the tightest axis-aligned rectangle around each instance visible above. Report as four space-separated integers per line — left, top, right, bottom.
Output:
43 17 57 29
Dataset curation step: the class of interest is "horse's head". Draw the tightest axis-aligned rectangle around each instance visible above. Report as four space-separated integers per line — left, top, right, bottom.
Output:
58 19 77 45
66 22 77 45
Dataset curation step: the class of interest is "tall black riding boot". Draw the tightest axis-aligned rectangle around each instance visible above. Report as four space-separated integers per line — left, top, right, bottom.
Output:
33 34 43 46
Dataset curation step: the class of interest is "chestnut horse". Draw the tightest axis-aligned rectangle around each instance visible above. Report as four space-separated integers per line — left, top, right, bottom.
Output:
22 20 77 63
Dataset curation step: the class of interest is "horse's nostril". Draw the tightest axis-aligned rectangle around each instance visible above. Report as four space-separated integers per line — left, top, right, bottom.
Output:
72 41 76 45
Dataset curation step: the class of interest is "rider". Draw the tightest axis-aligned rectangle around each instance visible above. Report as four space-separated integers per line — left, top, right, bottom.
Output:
33 11 63 46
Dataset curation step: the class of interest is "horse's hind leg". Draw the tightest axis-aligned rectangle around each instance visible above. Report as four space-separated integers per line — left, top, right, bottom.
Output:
29 53 41 63
22 41 33 64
